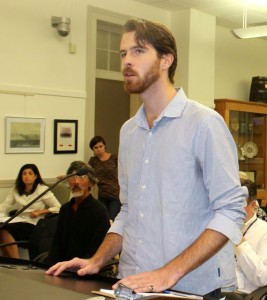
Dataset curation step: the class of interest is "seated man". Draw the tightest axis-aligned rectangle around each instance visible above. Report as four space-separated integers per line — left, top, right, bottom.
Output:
46 161 110 265
235 179 267 294
239 171 267 221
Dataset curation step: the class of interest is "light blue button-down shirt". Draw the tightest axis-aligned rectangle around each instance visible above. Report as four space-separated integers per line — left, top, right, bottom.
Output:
110 88 247 295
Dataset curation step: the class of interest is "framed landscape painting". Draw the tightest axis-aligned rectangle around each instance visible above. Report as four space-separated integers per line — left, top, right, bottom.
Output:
5 117 45 153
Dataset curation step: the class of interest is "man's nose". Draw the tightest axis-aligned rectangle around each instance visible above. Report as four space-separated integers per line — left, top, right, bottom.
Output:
72 176 80 183
122 54 132 66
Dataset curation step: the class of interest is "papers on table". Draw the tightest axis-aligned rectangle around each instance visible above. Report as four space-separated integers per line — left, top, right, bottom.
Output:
91 289 203 300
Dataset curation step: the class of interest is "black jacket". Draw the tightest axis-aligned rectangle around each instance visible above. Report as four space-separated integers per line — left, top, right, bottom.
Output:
46 194 110 265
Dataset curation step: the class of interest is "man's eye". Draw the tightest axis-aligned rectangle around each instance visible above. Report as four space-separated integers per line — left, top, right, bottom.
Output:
120 52 126 58
135 48 144 55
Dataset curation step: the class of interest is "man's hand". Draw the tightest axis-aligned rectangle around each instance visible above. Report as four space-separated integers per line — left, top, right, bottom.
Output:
46 233 122 277
112 229 228 293
112 267 178 293
45 257 100 276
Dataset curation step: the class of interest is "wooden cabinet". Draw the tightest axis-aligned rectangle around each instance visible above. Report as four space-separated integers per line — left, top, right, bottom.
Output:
214 99 267 206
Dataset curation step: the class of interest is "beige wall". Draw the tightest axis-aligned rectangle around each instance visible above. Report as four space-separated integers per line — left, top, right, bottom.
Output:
171 9 216 107
0 0 169 181
0 93 86 180
215 25 267 101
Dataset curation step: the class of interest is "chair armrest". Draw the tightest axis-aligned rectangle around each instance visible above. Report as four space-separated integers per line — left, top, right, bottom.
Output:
0 240 29 249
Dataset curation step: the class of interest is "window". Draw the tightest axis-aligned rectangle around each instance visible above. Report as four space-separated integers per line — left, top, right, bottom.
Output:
96 21 122 72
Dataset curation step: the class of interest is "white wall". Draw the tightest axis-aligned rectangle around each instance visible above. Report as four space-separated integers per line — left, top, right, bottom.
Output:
215 25 267 101
0 93 86 179
0 0 88 181
171 9 216 107
0 0 170 182
1 0 87 92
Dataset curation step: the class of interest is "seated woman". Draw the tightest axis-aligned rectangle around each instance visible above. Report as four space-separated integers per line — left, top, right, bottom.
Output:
46 161 110 265
0 163 61 258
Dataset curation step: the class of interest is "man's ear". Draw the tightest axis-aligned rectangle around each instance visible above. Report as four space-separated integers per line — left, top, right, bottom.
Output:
250 200 257 210
161 53 174 70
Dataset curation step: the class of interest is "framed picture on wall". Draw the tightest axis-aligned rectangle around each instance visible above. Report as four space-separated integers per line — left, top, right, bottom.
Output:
5 117 46 153
244 170 256 183
54 119 78 154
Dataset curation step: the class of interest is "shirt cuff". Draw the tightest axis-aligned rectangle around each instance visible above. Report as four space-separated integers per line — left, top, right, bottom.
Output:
207 212 243 245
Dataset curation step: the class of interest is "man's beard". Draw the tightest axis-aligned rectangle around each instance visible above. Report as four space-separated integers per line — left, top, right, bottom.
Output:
123 59 161 94
71 186 84 197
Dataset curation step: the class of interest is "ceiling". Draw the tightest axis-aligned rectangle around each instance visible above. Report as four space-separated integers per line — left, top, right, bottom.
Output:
133 0 267 28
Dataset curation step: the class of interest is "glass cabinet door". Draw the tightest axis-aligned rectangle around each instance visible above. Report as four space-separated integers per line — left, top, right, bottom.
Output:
229 111 265 189
215 98 267 206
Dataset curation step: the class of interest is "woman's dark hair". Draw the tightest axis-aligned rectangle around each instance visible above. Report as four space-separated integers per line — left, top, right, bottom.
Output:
123 18 177 84
89 136 106 150
15 164 45 196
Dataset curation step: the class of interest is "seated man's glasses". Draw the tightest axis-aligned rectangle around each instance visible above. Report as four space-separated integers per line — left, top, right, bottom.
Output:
69 175 88 182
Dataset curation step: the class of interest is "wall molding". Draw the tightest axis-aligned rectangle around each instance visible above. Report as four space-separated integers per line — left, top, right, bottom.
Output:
0 84 86 99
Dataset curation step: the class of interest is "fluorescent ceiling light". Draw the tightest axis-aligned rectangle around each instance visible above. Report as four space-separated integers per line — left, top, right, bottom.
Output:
232 25 267 39
231 4 267 39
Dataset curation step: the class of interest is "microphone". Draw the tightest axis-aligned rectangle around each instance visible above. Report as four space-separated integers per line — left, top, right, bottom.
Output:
76 168 90 176
0 168 90 230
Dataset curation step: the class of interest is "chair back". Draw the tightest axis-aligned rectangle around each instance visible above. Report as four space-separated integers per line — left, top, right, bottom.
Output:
28 215 58 261
48 182 70 205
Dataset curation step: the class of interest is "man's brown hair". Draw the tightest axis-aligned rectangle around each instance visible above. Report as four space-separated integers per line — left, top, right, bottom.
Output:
123 18 177 84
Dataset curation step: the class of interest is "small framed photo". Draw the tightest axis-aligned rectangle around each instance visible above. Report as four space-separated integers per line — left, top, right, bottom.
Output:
54 119 78 154
245 171 256 183
5 117 45 154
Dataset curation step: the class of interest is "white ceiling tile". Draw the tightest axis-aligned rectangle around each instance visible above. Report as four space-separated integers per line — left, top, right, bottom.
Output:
133 0 267 27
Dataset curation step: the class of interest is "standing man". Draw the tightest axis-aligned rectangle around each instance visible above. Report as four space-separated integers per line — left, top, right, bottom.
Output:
46 18 246 296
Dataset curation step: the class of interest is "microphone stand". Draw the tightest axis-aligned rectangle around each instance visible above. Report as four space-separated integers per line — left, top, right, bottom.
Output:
0 173 74 231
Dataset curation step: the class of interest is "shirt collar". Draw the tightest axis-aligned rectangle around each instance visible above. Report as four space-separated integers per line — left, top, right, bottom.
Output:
243 213 257 234
245 213 257 226
134 87 188 129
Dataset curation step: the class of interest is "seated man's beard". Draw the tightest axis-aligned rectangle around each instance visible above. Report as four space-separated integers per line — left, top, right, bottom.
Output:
71 185 84 197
